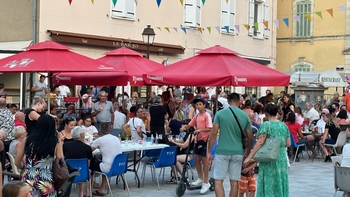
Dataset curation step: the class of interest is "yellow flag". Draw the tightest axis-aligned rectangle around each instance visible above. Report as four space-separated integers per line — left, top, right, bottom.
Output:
197 27 203 34
164 27 170 33
91 0 94 3
304 13 311 21
180 0 184 5
134 0 138 5
226 0 229 3
243 24 249 31
263 21 268 29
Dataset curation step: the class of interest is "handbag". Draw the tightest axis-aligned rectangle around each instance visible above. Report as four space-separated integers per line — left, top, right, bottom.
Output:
53 157 70 190
253 121 282 162
228 107 247 149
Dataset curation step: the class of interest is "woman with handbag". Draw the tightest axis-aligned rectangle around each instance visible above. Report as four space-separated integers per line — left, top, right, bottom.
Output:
16 114 63 197
244 103 291 197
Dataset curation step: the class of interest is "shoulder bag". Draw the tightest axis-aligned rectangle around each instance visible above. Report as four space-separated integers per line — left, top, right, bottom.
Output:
253 121 282 162
228 107 247 150
53 141 70 190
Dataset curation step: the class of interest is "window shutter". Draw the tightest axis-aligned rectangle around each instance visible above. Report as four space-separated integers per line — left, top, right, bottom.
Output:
111 0 126 18
229 0 235 32
196 0 201 27
221 0 229 32
306 2 311 36
184 0 197 27
296 3 301 37
125 0 135 19
248 0 255 36
263 3 270 39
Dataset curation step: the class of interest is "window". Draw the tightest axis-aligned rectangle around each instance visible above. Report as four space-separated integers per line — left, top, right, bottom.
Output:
184 0 201 27
245 87 258 96
296 1 311 38
294 65 311 72
221 0 235 34
248 0 270 39
111 0 135 20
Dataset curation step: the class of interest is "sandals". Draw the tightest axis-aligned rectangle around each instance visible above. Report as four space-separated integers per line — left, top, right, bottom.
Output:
166 176 180 184
92 190 105 196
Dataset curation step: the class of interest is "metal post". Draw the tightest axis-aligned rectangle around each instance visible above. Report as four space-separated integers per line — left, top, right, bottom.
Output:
146 44 150 59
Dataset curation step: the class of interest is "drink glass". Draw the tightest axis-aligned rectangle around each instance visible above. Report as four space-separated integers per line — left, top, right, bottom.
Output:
125 140 129 146
131 137 135 145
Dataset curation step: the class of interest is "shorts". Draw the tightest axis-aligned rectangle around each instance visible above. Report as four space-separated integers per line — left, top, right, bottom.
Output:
193 141 207 157
239 175 256 193
213 154 243 180
325 138 336 144
89 159 102 172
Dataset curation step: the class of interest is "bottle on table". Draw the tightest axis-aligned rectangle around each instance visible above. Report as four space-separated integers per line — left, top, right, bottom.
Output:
118 134 121 142
155 134 159 144
151 135 154 145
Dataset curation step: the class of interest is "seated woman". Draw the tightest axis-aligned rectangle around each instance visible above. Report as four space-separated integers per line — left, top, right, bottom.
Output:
166 109 185 136
285 112 308 161
336 109 349 125
9 126 27 170
59 118 76 143
80 115 98 145
320 113 341 162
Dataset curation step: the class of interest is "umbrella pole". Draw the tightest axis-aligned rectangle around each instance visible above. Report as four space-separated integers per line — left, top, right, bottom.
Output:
122 86 125 111
47 71 51 113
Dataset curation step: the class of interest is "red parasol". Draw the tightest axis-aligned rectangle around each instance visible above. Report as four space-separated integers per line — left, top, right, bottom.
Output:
143 45 290 86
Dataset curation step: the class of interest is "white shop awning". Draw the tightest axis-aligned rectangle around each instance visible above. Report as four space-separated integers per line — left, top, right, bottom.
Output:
289 69 347 87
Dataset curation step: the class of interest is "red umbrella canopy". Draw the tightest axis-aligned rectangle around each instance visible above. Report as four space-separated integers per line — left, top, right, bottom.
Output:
96 47 164 86
53 71 129 86
144 45 290 87
0 40 115 72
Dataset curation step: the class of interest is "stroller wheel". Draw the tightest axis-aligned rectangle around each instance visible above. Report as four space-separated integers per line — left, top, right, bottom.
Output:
176 181 186 197
209 178 215 191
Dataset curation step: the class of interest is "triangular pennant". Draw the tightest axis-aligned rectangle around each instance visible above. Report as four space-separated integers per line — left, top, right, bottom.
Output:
253 23 258 30
164 27 170 33
226 0 229 3
304 13 311 21
234 25 240 33
181 27 187 34
91 0 94 4
206 27 211 34
326 8 333 17
214 26 221 33
112 0 117 7
315 11 322 19
173 27 178 33
197 27 203 34
68 0 72 5
134 0 138 5
202 0 205 5
156 0 161 7
294 15 300 23
263 21 268 29
156 27 162 31
273 20 279 29
283 18 289 27
180 0 184 6
224 26 229 34
243 24 249 31
339 6 346 12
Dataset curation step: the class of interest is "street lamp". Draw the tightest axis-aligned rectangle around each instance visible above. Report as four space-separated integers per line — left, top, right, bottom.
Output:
142 25 156 59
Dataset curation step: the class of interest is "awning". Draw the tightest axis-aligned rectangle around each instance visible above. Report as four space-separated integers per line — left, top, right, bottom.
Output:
288 69 348 87
0 40 33 59
239 55 271 65
47 30 185 54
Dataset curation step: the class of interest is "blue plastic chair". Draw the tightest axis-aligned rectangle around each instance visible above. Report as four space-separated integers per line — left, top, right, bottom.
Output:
290 133 308 163
65 158 91 197
141 146 178 190
92 153 130 197
138 149 162 179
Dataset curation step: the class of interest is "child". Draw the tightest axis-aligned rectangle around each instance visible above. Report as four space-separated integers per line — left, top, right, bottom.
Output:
2 181 32 197
239 159 257 197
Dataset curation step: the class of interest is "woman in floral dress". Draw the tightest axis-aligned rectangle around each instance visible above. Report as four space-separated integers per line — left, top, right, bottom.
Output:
244 103 291 197
16 114 63 197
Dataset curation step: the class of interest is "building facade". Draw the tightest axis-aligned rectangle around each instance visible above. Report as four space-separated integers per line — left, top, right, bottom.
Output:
1 0 278 106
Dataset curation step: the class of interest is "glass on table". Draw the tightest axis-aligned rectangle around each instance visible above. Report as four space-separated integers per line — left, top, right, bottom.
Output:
131 137 136 145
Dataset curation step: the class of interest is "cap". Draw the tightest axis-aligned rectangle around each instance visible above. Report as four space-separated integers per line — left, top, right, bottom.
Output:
192 97 206 105
82 94 89 99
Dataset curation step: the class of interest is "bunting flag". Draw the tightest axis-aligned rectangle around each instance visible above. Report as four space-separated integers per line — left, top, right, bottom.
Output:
243 24 249 31
326 8 333 17
294 15 300 23
134 0 138 5
202 0 206 5
253 23 258 30
304 13 311 21
226 0 229 3
68 0 72 5
234 25 240 33
215 26 220 33
164 27 170 33
91 0 94 4
283 18 289 27
156 27 162 31
112 0 117 7
263 21 268 29
173 27 178 32
180 0 184 6
181 27 187 34
197 27 203 33
206 27 211 34
273 20 279 29
224 26 229 33
156 0 161 7
315 11 322 19
339 5 346 12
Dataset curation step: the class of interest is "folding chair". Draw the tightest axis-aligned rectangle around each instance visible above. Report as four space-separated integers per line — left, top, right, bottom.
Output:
324 131 348 155
335 165 350 197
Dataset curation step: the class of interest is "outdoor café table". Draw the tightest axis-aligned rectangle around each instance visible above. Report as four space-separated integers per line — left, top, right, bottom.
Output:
92 142 169 188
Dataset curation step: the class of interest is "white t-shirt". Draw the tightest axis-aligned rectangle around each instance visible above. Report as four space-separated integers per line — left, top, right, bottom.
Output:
127 117 146 141
305 108 319 123
59 85 70 97
316 118 326 133
114 111 126 129
92 134 122 173
341 143 350 167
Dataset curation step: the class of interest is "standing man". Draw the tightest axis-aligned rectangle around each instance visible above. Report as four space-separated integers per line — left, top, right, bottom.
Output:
180 97 212 194
91 91 114 132
58 85 71 97
182 86 193 101
8 104 18 119
31 75 48 99
149 96 167 139
0 98 14 151
0 83 7 98
207 93 253 197
256 89 271 106
112 102 126 137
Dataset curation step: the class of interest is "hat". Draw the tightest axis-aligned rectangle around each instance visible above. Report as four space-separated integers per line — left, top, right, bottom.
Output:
192 97 206 105
82 94 89 99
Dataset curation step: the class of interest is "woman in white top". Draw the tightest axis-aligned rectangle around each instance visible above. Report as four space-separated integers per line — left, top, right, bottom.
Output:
80 115 98 145
9 126 27 169
341 143 350 167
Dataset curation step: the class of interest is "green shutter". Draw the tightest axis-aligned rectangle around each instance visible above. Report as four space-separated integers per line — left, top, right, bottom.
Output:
295 1 311 38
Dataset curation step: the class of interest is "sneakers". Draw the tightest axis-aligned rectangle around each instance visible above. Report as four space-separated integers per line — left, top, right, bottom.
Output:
200 182 211 194
191 178 203 186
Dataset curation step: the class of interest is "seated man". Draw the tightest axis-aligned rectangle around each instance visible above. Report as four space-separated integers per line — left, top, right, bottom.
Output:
63 126 93 197
90 123 122 196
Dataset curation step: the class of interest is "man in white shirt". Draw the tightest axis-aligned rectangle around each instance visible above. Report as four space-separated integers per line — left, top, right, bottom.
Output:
90 123 122 196
58 85 71 97
112 102 126 137
123 107 149 141
304 102 320 124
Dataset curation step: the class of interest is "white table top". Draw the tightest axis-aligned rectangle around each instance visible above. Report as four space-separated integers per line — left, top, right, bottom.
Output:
93 142 169 155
